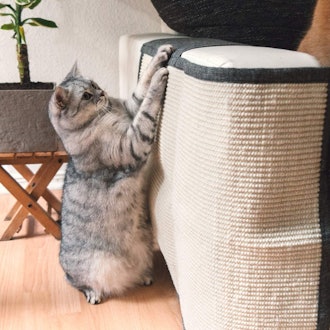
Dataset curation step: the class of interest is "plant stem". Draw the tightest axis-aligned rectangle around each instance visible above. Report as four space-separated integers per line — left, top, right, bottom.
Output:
15 4 22 46
15 4 30 84
17 44 30 84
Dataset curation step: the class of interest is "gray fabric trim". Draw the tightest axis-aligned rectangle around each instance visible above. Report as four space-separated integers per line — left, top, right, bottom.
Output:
141 37 239 58
140 37 238 81
142 38 330 84
175 64 330 84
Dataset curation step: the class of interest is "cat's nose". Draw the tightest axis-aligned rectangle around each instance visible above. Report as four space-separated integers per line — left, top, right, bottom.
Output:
99 90 105 97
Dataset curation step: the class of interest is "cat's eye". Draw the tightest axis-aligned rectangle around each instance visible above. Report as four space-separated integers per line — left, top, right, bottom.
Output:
82 92 93 101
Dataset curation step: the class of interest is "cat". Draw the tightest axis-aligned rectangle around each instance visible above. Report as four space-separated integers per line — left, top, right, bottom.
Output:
298 0 330 66
48 44 173 304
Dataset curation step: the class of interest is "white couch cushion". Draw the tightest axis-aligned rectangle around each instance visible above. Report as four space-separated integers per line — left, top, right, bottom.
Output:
181 45 320 68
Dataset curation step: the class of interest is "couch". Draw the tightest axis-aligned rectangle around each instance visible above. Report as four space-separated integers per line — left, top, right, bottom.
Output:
119 2 330 329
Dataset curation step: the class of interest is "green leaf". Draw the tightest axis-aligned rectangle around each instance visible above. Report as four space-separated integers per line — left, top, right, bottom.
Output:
0 4 15 13
27 0 41 9
1 22 15 30
0 13 14 17
15 0 29 6
0 4 11 9
19 25 26 43
23 17 57 28
15 0 41 9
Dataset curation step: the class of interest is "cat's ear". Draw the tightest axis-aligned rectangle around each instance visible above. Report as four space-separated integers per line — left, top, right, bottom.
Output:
55 86 69 110
65 62 81 80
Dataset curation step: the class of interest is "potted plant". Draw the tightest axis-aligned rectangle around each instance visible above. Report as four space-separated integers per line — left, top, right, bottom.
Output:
0 0 59 152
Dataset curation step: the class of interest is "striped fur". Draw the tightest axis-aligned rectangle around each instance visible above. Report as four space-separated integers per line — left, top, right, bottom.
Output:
48 45 173 304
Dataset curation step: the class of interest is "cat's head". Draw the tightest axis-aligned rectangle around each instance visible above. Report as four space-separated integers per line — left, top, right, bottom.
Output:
49 63 109 132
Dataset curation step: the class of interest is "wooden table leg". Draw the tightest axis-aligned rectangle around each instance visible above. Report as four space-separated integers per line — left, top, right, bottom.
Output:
0 163 62 240
14 164 62 214
3 164 61 221
2 162 60 235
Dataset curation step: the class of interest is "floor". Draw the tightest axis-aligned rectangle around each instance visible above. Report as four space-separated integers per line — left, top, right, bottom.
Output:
0 192 183 330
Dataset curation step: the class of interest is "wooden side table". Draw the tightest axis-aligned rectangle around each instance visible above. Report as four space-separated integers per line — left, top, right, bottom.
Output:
0 151 68 240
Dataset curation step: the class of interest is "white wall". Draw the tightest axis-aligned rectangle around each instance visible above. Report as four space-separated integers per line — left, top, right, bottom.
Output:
0 0 162 194
0 0 162 97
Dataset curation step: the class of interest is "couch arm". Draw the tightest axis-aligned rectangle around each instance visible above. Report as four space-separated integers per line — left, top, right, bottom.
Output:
121 34 330 330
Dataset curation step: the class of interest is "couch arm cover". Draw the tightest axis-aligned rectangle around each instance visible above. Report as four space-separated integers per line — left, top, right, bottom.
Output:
121 34 330 329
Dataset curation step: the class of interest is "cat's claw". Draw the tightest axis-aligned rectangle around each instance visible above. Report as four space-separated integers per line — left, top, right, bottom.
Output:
153 44 174 68
142 276 153 286
84 289 102 305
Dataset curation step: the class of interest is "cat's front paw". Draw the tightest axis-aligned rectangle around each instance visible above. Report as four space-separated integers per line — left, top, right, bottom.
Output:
153 67 169 85
148 67 169 98
153 44 174 68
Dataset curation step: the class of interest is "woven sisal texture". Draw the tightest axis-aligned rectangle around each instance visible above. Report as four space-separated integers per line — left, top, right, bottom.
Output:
142 51 329 328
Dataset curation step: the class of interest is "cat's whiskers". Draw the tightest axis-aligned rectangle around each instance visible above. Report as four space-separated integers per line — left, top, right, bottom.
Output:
97 101 112 117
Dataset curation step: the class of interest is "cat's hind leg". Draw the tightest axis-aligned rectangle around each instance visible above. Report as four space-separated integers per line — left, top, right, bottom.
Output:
82 287 102 305
140 265 154 286
65 272 102 304
142 274 153 286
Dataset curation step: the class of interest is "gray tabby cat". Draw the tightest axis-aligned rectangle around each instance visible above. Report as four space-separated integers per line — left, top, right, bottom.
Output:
48 44 173 304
